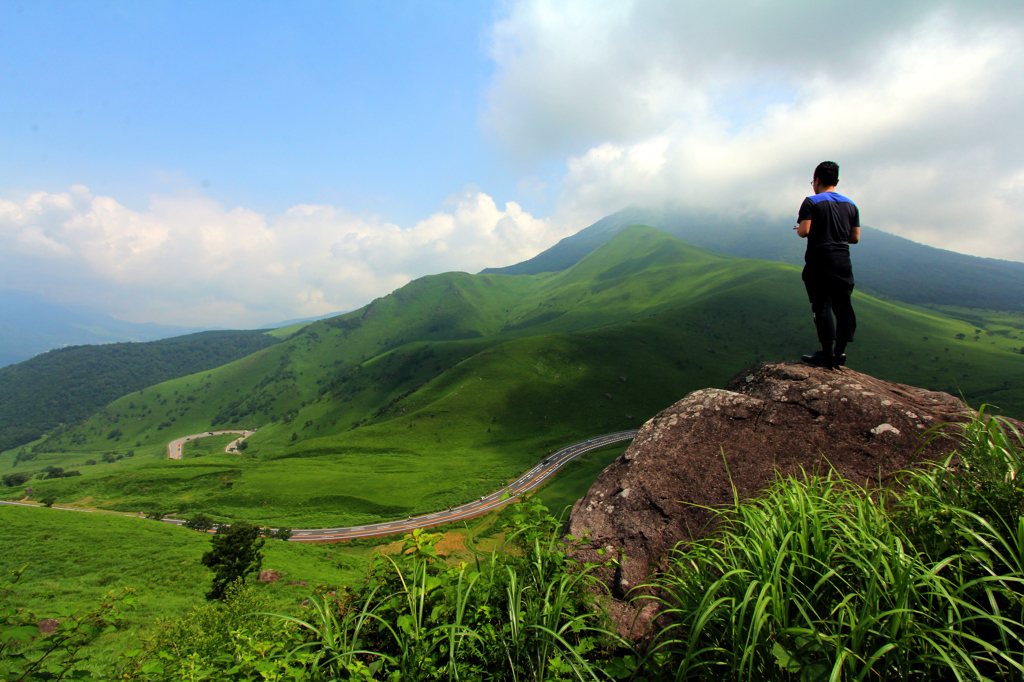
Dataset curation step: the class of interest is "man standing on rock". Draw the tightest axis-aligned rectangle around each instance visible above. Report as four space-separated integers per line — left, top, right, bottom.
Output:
794 161 860 369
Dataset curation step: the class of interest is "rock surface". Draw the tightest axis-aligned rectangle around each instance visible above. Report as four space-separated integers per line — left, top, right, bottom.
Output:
566 362 989 631
257 569 282 584
37 619 60 635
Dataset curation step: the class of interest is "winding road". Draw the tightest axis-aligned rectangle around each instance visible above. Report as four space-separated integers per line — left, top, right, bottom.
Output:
287 430 637 541
167 430 253 459
4 430 638 542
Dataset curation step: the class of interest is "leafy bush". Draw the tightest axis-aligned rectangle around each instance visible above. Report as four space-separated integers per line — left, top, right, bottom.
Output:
38 466 80 480
13 449 37 466
184 513 216 532
1 472 31 487
201 521 265 601
258 526 292 540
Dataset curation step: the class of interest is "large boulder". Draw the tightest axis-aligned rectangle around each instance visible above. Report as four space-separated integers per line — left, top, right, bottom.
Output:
566 362 986 630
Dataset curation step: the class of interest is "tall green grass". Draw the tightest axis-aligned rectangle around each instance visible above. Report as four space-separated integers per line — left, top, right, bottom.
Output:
126 499 625 681
644 410 1024 681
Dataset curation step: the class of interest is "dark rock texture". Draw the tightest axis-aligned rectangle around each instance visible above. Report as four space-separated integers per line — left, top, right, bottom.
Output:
566 362 985 620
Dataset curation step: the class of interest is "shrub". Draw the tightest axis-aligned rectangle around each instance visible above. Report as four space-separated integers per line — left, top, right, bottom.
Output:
201 521 265 601
13 449 37 465
184 513 216 532
1 472 31 487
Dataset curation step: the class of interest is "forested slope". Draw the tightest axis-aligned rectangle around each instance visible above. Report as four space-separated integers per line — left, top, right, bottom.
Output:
0 330 279 453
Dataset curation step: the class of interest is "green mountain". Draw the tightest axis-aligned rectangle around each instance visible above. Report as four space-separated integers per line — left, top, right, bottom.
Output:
0 330 279 453
5 227 1022 527
483 206 1024 311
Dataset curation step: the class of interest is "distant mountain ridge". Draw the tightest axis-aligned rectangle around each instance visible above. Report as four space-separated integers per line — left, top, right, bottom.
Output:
0 289 212 367
259 311 351 330
482 207 1024 311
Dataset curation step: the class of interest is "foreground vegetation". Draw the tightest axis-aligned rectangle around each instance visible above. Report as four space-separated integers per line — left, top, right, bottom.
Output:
3 409 1021 680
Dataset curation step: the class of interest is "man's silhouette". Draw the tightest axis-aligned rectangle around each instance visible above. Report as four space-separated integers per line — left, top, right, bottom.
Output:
794 161 860 369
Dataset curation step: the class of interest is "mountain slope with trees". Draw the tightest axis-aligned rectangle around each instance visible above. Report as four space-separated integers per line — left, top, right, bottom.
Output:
5 227 1022 527
0 330 279 453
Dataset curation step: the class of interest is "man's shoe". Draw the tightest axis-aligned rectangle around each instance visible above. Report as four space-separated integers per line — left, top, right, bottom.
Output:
835 353 846 367
800 350 837 369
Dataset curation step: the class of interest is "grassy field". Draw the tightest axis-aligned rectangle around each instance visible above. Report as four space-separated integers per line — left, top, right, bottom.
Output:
3 227 1021 527
183 433 239 458
0 503 369 667
0 496 522 668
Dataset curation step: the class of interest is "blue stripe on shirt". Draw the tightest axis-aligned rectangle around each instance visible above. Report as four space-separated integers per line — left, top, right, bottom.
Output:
807 191 854 204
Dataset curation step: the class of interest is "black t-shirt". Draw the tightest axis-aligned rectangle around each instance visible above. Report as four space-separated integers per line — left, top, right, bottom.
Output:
797 192 859 261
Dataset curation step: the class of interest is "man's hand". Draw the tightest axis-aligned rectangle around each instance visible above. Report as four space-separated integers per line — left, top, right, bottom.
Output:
794 220 811 238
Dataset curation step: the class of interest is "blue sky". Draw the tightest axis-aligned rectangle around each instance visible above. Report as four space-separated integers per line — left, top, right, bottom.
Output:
2 1 1023 326
2 1 540 223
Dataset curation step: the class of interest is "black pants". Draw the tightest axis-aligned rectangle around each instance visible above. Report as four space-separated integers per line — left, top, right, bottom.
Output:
802 252 856 346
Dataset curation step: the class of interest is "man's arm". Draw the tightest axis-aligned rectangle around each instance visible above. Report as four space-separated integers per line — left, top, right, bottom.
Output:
793 220 811 238
848 225 860 244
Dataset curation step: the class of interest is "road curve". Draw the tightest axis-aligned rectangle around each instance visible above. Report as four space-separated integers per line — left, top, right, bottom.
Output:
3 431 638 541
286 430 637 542
167 430 253 459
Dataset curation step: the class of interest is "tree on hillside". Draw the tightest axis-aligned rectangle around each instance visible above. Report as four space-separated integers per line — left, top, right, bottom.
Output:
185 513 216 532
1 472 31 487
201 521 265 600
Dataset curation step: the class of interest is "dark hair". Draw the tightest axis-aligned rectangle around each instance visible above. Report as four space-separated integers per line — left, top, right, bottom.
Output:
814 161 839 187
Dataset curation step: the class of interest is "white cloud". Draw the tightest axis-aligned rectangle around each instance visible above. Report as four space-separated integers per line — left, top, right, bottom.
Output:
0 187 569 326
486 1 1024 261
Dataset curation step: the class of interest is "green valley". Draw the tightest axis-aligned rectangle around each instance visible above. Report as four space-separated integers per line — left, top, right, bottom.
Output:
3 226 1022 527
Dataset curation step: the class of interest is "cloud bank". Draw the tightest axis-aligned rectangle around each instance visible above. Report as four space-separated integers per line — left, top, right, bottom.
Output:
486 0 1024 261
0 186 569 326
6 2 1024 328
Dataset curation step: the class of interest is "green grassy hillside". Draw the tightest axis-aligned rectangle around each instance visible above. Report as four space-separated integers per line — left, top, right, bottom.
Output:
0 329 279 454
0 502 383 667
4 227 1022 526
